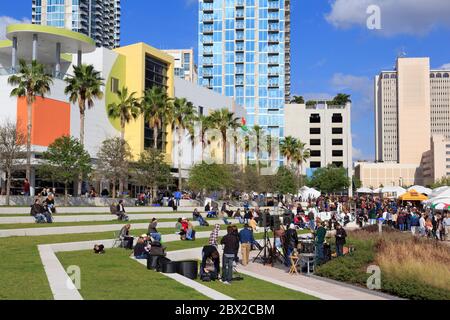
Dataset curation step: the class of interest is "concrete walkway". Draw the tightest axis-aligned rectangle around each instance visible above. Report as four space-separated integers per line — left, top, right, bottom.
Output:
133 258 234 300
0 212 215 224
0 219 237 238
38 230 228 300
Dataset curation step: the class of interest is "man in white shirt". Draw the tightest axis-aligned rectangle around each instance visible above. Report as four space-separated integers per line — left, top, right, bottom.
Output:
443 212 450 241
419 214 426 237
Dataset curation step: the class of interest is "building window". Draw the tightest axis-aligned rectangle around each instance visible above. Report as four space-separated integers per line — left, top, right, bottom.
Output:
332 162 344 167
332 139 343 146
111 77 119 93
310 150 321 157
310 128 321 134
332 114 343 123
310 139 321 146
199 106 204 116
310 161 321 168
332 150 343 157
309 114 320 123
332 127 343 134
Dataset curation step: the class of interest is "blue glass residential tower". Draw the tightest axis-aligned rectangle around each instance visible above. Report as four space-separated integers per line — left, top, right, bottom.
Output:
198 0 291 142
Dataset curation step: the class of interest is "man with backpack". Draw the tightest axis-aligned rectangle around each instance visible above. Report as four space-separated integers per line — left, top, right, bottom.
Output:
200 245 220 281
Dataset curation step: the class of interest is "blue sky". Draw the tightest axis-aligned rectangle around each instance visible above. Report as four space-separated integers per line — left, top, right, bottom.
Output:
2 0 450 161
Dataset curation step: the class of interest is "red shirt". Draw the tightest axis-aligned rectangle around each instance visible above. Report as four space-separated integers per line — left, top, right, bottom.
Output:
23 182 30 193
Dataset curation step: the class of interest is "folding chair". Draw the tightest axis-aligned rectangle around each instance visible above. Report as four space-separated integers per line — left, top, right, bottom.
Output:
112 231 123 248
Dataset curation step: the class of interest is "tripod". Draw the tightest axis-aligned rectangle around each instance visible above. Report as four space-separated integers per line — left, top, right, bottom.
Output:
252 227 272 265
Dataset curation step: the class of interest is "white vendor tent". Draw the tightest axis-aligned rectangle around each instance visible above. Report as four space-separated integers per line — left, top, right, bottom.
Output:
408 185 432 196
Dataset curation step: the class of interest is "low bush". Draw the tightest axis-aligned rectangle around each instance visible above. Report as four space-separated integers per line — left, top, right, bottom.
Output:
315 227 450 300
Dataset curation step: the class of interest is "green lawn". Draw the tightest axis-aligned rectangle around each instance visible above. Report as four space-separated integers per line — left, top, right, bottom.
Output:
0 219 180 230
197 272 318 300
0 225 227 300
57 249 210 300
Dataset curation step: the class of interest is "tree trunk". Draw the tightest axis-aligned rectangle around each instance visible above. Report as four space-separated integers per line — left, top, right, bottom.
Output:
112 179 116 199
154 126 158 149
119 179 123 197
77 108 85 196
178 128 183 190
222 132 227 164
26 99 32 183
152 184 157 204
6 169 11 206
64 182 68 207
121 117 125 141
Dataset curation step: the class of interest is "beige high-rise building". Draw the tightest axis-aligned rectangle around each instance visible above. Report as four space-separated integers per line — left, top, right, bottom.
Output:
369 57 450 187
375 57 450 164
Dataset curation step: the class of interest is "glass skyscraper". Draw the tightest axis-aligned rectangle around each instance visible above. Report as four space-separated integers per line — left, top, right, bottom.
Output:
198 0 291 140
32 0 121 49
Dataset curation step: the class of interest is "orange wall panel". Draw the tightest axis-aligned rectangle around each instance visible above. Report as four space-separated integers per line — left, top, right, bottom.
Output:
17 97 71 147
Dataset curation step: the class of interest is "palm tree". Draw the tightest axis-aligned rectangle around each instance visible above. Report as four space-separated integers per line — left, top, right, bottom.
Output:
290 95 305 104
107 87 141 140
280 136 298 168
107 87 141 196
64 64 104 196
141 86 171 149
198 115 212 162
251 125 265 175
292 140 310 186
331 93 352 106
8 59 53 186
209 108 240 164
64 64 104 145
171 97 197 190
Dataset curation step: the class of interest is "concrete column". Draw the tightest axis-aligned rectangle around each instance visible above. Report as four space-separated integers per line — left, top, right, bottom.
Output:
32 34 38 61
11 37 17 72
55 42 61 78
77 50 82 66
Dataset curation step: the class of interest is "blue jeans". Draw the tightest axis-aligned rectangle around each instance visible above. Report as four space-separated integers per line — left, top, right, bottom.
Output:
237 217 245 224
315 243 324 265
35 214 46 223
223 217 231 225
309 220 315 230
135 253 148 259
175 198 180 206
150 233 161 242
399 224 405 231
285 247 294 266
336 244 344 257
222 254 235 282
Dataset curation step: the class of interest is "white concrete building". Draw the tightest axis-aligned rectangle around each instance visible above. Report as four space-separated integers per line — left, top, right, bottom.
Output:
284 102 353 178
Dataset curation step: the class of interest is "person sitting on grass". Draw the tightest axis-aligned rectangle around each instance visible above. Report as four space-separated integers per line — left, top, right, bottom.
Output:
115 200 129 221
193 208 208 226
185 219 196 241
147 218 161 242
133 236 151 259
233 209 245 224
30 199 47 223
119 224 134 249
43 194 56 215
206 202 218 218
175 218 184 235
218 209 231 225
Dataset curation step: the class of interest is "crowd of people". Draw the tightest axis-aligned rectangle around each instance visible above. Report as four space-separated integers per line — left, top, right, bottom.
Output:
29 193 57 223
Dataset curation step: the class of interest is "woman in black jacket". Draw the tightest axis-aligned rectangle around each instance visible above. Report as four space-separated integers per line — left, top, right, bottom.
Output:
335 223 347 257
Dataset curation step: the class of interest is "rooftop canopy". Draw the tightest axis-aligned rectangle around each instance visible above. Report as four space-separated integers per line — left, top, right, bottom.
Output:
0 24 96 72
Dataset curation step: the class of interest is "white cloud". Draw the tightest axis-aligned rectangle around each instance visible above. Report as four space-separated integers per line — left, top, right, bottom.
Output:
326 0 450 36
331 73 373 110
353 147 363 159
185 0 197 7
0 16 30 40
440 63 450 70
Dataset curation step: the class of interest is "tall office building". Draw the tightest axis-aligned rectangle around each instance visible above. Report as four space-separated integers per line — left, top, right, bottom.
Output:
198 0 291 142
163 49 198 83
32 0 121 49
375 57 450 164
368 57 450 186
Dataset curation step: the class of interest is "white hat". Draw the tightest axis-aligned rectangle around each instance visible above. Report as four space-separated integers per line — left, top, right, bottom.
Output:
289 223 296 230
182 217 187 220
